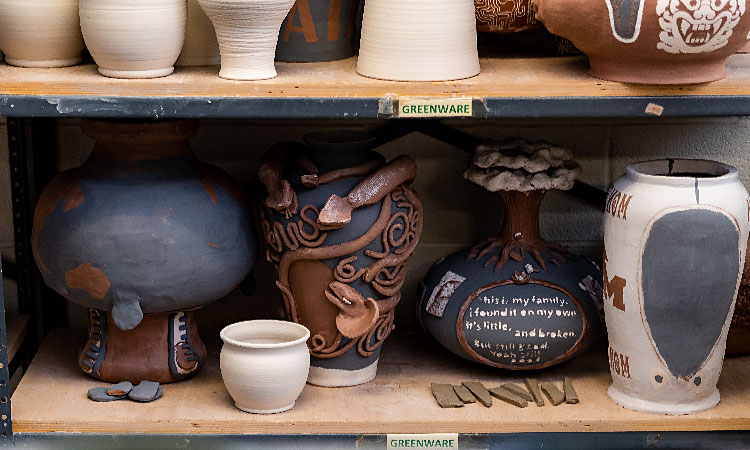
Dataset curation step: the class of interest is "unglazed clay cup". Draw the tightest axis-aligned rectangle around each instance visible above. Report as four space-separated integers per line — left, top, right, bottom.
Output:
0 0 84 68
220 320 310 414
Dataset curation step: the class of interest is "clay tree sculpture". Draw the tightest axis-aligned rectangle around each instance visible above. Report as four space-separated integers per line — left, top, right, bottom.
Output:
259 131 423 387
419 138 604 370
32 119 256 384
533 0 750 83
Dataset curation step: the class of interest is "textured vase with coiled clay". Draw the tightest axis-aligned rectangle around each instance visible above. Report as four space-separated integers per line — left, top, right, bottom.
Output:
357 0 479 81
80 0 187 79
0 0 84 67
199 0 296 80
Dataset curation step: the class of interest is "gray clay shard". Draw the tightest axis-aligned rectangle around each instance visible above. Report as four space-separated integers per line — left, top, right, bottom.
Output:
128 381 161 402
111 291 144 331
106 381 133 396
88 387 128 402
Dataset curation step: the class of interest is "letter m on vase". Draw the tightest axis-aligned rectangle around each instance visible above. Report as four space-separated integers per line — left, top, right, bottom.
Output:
605 0 645 43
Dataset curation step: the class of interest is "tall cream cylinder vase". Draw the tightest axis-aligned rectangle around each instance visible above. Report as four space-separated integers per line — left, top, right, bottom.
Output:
198 0 296 80
603 159 749 415
356 0 479 81
0 0 84 67
176 0 221 66
80 0 187 79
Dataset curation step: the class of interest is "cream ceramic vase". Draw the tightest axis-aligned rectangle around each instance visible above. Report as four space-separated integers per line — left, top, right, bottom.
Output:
0 0 84 67
198 0 296 80
603 159 749 415
220 320 310 414
176 0 221 66
357 0 480 81
80 0 187 79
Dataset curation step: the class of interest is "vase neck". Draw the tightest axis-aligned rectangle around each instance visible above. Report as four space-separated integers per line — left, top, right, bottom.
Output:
83 119 198 162
497 190 546 245
303 130 378 173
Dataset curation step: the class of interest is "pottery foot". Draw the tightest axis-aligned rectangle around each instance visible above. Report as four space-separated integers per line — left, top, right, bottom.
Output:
588 56 727 85
607 385 720 415
218 66 277 81
5 56 82 68
78 309 207 384
97 67 175 79
306 359 378 387
235 402 295 414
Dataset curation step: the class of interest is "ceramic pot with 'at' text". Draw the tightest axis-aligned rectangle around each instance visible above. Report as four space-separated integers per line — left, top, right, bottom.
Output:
419 138 604 371
603 159 749 415
533 0 750 83
259 131 423 387
32 119 256 384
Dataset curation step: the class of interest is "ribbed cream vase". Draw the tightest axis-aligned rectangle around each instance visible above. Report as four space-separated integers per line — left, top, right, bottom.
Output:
80 0 187 79
0 0 84 67
220 320 310 414
357 0 479 81
176 0 220 66
198 0 296 80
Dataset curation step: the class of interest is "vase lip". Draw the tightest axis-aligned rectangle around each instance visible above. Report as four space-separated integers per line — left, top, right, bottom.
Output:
220 320 310 349
625 158 738 186
82 118 199 144
303 130 376 150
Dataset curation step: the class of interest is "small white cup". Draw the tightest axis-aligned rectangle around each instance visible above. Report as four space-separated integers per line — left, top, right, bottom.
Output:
220 320 310 414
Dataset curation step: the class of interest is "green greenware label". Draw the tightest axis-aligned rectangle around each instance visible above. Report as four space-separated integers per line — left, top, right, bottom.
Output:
398 98 472 118
387 434 459 449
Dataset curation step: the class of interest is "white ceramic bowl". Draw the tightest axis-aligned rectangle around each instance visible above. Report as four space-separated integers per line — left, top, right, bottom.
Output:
220 320 310 414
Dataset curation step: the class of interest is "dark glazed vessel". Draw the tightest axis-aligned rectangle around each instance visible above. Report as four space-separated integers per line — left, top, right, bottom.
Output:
260 131 422 387
418 139 604 370
276 0 364 62
32 119 256 383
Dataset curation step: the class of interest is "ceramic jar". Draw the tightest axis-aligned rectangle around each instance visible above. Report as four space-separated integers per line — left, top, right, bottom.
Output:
276 0 364 62
533 0 750 83
80 0 187 79
32 119 256 383
357 0 480 81
474 0 540 33
419 139 604 370
0 0 84 67
603 159 749 415
199 0 296 80
220 320 310 413
259 131 423 387
176 0 221 66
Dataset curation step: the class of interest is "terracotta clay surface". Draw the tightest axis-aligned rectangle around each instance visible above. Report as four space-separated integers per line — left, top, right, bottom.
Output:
176 0 221 67
475 0 541 33
80 0 187 78
533 0 750 83
199 0 296 80
0 0 84 67
357 0 480 81
603 159 749 415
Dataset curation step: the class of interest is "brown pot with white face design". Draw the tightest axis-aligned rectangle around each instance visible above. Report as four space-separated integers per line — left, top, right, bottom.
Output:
533 0 750 83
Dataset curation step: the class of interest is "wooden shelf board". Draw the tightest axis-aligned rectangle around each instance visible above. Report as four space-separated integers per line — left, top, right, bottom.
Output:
11 329 750 435
0 56 749 100
6 314 29 363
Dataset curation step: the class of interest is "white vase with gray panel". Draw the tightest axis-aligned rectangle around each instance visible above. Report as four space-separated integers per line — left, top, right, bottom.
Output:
603 159 749 415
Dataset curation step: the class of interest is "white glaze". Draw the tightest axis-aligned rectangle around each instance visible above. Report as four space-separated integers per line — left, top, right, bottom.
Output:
198 0 296 80
356 0 480 81
0 0 84 68
603 159 749 415
80 0 187 79
220 320 310 414
176 0 220 66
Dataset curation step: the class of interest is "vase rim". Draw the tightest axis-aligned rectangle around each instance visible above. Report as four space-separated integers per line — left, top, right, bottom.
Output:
625 159 737 186
220 320 310 349
82 118 199 144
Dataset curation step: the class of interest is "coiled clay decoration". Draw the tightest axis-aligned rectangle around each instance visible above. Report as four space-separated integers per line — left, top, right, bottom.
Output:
419 138 604 370
259 131 423 387
474 0 541 33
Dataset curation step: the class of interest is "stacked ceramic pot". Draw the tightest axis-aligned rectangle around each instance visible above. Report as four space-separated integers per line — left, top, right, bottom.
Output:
357 0 480 81
80 0 187 78
603 159 748 414
276 0 364 62
0 0 84 67
259 131 423 387
533 0 750 83
419 138 604 370
32 119 257 384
